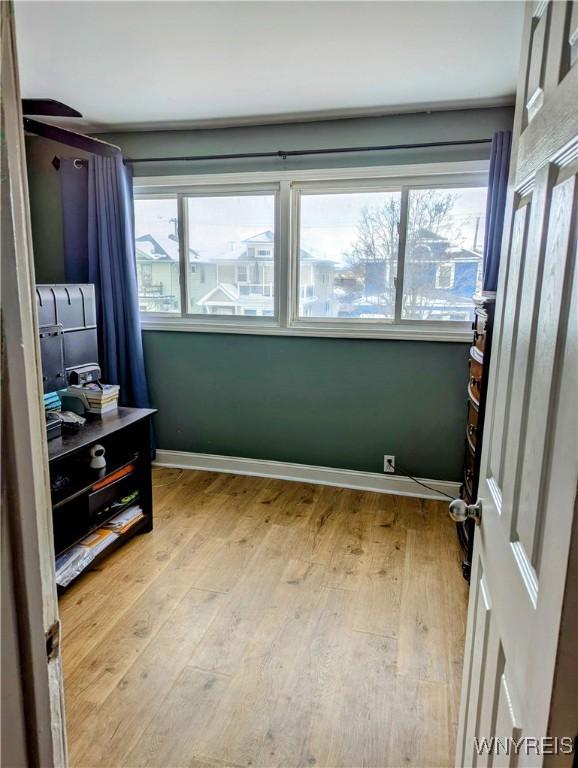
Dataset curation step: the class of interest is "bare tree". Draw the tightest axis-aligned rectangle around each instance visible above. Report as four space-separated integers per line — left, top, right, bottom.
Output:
342 190 459 313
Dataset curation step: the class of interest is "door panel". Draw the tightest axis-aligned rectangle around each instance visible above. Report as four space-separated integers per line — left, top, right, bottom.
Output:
516 174 576 565
462 567 492 765
499 169 551 529
456 0 578 762
525 1 551 123
493 674 522 768
487 200 530 486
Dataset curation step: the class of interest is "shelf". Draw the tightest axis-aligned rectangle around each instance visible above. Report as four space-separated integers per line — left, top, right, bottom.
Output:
52 455 139 509
47 407 156 462
56 515 149 591
54 490 141 557
48 406 156 592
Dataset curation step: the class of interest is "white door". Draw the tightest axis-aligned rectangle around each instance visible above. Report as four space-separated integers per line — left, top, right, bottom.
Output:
456 2 578 765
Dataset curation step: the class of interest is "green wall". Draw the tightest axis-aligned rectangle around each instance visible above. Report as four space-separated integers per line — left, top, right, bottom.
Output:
143 332 468 479
26 107 513 480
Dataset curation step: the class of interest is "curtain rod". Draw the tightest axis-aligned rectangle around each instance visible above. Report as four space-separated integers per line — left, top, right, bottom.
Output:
52 137 492 169
126 138 491 164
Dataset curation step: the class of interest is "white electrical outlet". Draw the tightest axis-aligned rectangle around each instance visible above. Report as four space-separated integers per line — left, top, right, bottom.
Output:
384 455 395 473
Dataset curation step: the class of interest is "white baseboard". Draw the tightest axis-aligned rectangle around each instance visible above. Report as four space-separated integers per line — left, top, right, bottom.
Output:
153 449 459 502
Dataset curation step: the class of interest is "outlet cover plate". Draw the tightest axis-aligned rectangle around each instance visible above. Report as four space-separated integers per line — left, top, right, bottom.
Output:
384 455 395 473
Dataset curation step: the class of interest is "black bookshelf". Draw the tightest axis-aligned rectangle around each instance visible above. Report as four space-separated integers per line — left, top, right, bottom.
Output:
48 407 156 589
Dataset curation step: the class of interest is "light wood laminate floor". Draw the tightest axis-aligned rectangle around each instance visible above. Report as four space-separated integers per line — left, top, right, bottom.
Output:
61 468 468 768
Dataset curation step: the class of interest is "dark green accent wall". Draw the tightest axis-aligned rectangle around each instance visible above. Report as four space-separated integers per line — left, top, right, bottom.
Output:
144 332 468 479
26 107 513 480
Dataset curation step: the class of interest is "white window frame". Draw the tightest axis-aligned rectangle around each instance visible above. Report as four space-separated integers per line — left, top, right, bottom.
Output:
134 160 488 342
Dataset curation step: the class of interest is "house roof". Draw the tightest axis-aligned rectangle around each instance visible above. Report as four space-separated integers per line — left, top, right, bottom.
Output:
243 230 274 243
414 228 448 242
136 234 201 262
135 234 176 261
197 283 239 305
135 226 324 265
409 228 482 261
196 282 276 310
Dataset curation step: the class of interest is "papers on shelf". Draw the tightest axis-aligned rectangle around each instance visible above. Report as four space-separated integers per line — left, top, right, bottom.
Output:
103 505 145 535
55 528 119 587
81 528 119 557
54 506 145 588
55 547 93 588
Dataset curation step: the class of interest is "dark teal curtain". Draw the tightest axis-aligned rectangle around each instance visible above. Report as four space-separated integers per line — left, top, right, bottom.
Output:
482 131 512 291
59 155 150 411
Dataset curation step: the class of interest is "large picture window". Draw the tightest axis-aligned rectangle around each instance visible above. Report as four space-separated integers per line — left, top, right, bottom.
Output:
297 190 401 319
134 162 488 340
186 193 276 317
135 190 277 320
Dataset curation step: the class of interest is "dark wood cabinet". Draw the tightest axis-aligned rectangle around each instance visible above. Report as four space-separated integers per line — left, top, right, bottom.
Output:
458 293 496 581
48 407 156 589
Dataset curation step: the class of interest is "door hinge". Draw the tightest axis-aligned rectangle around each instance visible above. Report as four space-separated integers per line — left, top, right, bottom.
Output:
45 620 60 662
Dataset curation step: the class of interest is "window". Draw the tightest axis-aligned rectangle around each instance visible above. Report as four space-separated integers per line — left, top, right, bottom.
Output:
402 187 487 321
134 162 487 339
134 198 181 313
435 262 455 289
140 264 153 286
186 194 276 317
297 190 401 319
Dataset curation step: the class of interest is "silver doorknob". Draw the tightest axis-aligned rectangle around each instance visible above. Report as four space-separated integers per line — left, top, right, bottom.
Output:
449 498 482 525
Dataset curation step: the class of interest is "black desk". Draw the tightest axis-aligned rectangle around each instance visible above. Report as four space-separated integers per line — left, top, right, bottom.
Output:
48 407 157 589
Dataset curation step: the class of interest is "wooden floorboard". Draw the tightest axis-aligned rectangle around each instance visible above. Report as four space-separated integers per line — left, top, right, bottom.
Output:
61 468 468 768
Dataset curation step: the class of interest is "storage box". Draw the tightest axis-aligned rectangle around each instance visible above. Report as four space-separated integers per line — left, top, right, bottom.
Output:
36 285 99 381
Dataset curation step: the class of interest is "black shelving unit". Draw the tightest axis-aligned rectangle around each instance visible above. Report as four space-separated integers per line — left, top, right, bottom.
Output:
48 407 156 589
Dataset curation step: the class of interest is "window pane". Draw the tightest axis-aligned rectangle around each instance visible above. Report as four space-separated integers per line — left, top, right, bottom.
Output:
134 198 181 313
402 187 487 322
187 194 275 317
298 191 401 319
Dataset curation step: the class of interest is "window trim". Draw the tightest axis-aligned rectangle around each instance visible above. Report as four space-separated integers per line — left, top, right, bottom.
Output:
134 160 488 342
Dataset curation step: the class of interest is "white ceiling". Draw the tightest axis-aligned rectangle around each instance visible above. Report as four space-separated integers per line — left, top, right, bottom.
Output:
15 1 524 131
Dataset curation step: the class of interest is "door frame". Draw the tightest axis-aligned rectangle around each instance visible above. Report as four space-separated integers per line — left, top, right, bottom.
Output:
1 2 67 765
2 0 576 765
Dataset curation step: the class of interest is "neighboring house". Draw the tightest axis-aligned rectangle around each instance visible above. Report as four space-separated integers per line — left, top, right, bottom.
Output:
135 224 199 313
135 235 179 312
403 228 482 320
136 224 479 320
136 226 335 317
194 230 335 317
331 227 481 320
191 231 276 316
135 227 181 313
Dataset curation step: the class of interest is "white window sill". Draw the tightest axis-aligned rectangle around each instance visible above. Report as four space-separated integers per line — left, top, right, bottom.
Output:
139 316 472 343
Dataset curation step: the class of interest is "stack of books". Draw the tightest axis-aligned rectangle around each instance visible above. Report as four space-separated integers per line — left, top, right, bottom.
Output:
74 383 120 415
43 391 61 414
